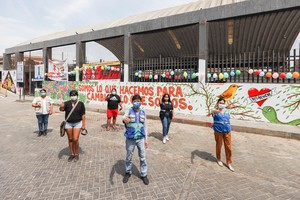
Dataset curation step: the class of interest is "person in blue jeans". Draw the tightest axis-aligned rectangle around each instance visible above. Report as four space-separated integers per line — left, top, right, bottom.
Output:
122 94 149 185
32 89 53 136
159 93 174 144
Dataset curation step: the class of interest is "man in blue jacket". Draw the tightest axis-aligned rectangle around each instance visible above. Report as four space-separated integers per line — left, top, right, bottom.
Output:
122 94 149 185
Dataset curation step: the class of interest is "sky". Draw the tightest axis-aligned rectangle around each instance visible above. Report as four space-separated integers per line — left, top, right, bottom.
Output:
0 0 198 62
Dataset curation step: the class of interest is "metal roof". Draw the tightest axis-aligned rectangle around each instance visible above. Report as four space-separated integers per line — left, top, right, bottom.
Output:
15 0 247 47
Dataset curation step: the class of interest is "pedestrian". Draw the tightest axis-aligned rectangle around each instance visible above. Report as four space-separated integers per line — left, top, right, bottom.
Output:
105 88 122 131
32 88 53 136
122 94 149 185
159 93 174 144
212 98 234 172
59 90 86 162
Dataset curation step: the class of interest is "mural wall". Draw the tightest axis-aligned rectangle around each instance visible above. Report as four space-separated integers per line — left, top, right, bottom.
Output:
43 81 300 126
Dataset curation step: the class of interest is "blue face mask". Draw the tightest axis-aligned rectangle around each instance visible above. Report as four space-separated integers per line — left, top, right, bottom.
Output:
40 93 46 97
133 102 141 109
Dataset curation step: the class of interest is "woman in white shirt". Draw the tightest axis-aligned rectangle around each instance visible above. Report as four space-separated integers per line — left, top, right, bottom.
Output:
32 89 53 136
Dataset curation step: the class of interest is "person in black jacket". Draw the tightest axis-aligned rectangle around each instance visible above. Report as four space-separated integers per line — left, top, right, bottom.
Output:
159 93 174 144
59 90 86 162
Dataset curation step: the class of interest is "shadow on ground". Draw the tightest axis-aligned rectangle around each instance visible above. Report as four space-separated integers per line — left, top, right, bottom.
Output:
109 160 139 185
58 146 84 159
191 150 216 164
148 132 162 141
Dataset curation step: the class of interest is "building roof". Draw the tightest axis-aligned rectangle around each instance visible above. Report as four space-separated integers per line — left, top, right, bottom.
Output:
15 0 247 47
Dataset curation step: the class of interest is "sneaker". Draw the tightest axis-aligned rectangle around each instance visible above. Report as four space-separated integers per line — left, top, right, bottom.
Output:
166 136 169 141
228 164 235 172
141 176 149 185
43 130 47 136
74 155 79 162
162 137 166 144
217 160 224 167
123 173 131 183
68 155 74 162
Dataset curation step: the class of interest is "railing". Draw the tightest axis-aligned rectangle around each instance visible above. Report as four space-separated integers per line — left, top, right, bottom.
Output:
207 47 300 83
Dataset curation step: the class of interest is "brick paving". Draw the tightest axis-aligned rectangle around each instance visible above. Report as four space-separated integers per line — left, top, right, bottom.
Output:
0 97 300 200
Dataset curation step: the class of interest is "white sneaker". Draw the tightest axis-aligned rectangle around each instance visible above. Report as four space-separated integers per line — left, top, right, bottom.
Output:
162 137 166 144
166 136 169 141
217 160 223 167
228 164 235 172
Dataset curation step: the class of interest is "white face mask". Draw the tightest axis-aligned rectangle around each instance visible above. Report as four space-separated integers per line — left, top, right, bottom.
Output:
70 96 78 101
112 91 116 95
218 104 226 109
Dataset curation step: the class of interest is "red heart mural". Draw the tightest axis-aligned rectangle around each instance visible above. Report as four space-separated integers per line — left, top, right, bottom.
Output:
248 88 271 106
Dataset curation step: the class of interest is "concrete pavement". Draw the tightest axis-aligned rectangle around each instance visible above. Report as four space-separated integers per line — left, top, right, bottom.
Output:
0 92 300 200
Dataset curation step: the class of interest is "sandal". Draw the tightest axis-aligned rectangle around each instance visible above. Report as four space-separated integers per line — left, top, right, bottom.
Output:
106 127 110 131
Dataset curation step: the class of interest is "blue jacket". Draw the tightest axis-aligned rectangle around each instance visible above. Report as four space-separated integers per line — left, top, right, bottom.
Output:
212 109 231 133
124 108 146 139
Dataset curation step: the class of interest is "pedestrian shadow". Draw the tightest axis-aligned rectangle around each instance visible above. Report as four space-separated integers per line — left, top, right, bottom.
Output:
58 146 84 159
33 129 54 134
148 132 162 141
109 160 139 185
191 150 216 164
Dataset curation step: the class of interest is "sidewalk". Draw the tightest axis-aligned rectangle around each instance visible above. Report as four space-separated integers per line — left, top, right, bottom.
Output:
6 91 300 141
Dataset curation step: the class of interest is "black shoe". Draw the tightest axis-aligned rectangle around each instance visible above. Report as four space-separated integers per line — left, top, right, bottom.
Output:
38 131 43 137
123 173 131 183
43 130 47 136
74 155 79 162
68 155 75 162
141 176 149 185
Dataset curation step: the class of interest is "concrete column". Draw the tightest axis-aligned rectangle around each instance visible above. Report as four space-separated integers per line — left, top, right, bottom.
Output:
76 42 86 69
3 53 11 70
43 47 52 73
198 20 208 82
123 33 131 82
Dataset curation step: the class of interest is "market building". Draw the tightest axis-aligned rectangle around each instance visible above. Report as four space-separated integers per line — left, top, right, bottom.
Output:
2 0 300 125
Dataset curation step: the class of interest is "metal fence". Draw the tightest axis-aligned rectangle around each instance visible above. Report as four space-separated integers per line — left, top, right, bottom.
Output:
130 56 198 82
207 46 300 83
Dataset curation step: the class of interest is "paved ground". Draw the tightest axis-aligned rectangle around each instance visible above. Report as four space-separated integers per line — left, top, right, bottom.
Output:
0 93 300 200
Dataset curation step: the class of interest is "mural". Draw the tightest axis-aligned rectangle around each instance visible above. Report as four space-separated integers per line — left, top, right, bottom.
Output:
43 81 300 126
2 70 17 93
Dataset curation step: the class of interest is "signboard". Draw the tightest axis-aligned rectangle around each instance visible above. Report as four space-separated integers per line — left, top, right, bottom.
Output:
32 64 44 81
47 59 68 81
16 62 24 83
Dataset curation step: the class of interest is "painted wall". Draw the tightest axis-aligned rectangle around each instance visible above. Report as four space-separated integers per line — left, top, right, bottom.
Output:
43 81 300 126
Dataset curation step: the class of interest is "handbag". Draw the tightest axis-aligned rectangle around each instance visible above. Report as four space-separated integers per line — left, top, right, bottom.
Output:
60 101 79 137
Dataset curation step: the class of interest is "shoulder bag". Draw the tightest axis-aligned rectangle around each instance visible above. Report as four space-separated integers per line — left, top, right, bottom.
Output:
60 101 79 137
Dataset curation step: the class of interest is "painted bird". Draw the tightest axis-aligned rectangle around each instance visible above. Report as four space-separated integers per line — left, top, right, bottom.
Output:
215 84 240 107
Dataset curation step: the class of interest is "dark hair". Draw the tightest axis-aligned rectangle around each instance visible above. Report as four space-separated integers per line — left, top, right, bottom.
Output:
69 90 78 96
112 88 117 92
162 93 171 103
40 89 46 93
217 98 225 103
132 94 142 101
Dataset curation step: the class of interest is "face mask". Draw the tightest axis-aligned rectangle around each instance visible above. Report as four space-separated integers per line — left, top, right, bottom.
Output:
133 102 141 109
40 93 46 97
112 91 116 95
70 96 78 101
218 104 226 109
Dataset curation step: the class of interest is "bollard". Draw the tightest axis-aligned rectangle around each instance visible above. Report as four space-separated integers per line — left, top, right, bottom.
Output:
5 85 8 97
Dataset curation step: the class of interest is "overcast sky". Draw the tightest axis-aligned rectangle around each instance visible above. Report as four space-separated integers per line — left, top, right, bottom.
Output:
0 0 198 56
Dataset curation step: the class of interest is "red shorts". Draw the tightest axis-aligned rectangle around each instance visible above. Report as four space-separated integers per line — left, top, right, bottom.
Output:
107 108 118 118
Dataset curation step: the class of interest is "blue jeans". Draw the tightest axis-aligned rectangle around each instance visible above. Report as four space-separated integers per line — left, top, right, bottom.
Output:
36 114 49 132
125 138 147 177
161 116 171 137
